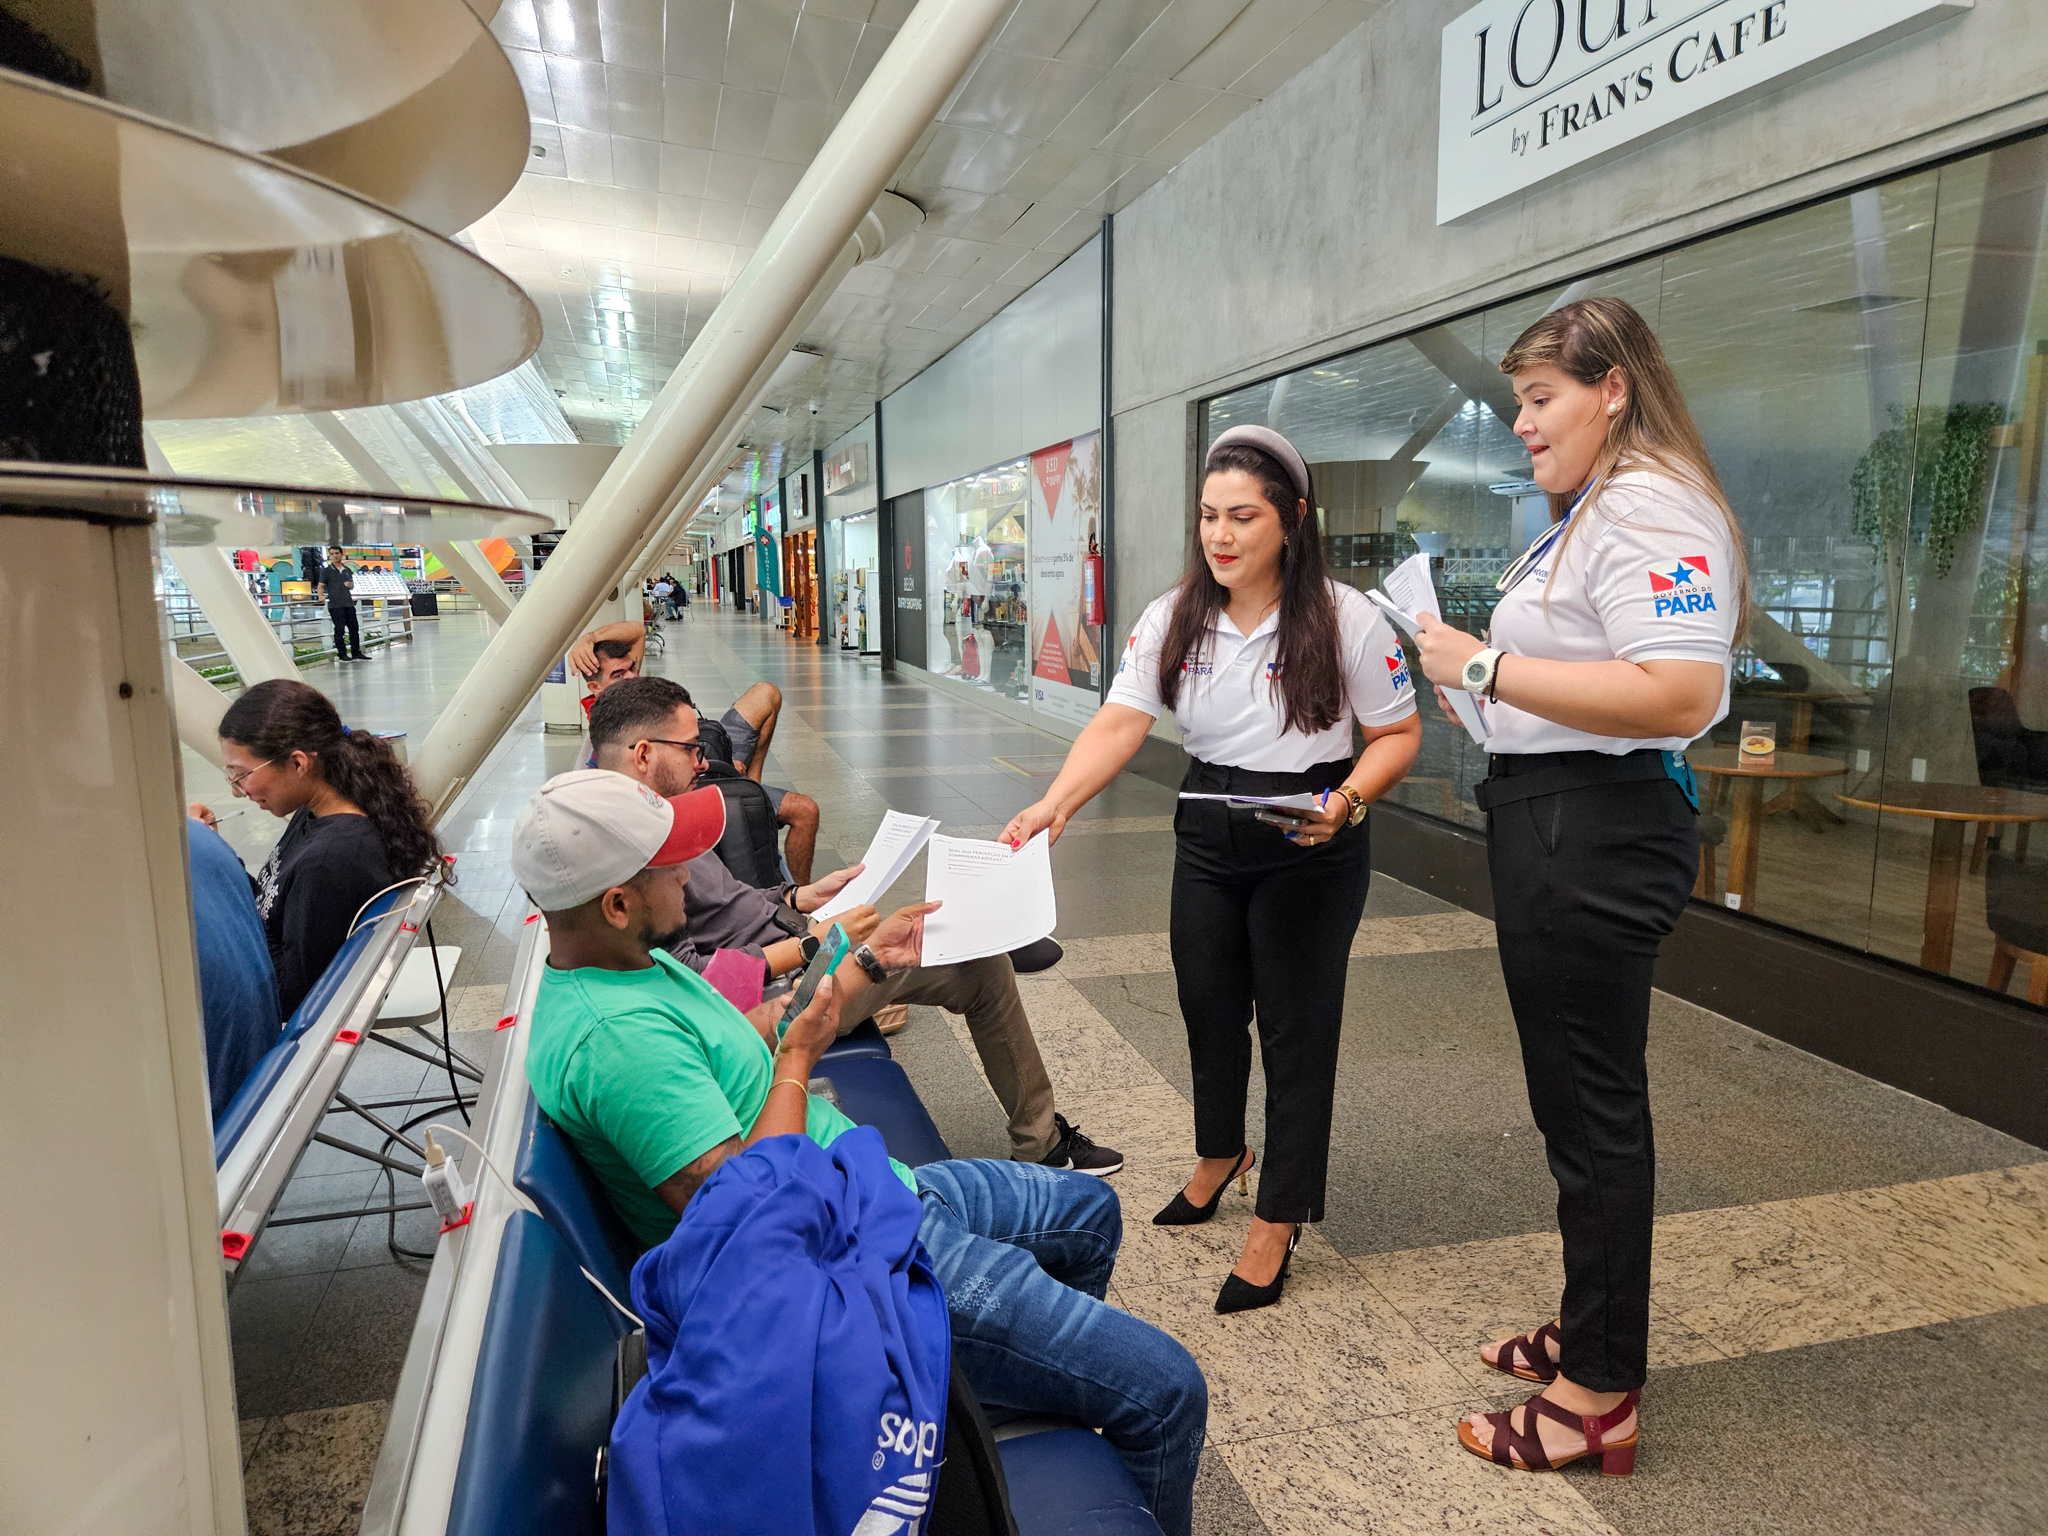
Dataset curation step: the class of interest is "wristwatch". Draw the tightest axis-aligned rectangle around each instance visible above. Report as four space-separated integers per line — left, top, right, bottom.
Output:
797 932 821 967
1335 785 1368 827
851 943 889 984
1462 647 1503 699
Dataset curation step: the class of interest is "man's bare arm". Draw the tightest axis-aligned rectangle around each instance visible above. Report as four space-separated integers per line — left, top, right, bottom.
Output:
652 1136 742 1217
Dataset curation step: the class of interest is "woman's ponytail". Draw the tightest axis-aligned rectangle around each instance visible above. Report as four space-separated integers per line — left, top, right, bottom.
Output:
218 679 449 883
324 726 447 884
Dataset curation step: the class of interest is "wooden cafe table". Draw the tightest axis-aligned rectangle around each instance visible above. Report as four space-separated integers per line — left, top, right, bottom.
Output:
1688 746 1848 912
1832 782 2048 974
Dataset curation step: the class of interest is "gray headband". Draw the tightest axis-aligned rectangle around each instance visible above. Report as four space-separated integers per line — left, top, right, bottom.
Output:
1206 424 1312 508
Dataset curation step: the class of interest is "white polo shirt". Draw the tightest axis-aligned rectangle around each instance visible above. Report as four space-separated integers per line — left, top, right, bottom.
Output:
1483 468 1737 756
1107 580 1416 771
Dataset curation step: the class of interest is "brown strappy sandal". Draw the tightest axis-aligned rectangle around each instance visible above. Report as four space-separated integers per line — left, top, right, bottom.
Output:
1481 1319 1561 1384
1456 1389 1640 1476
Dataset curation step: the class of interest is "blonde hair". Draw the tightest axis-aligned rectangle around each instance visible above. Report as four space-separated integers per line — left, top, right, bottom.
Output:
1500 296 1749 643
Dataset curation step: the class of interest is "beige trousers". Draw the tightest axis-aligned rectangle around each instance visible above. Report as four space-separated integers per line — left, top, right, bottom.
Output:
839 955 1057 1161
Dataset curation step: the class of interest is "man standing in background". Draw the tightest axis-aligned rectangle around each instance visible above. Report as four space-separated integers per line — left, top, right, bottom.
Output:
322 544 369 662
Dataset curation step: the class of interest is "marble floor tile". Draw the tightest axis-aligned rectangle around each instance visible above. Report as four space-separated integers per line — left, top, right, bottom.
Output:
1768 1164 2048 1319
241 1399 390 1536
444 981 512 1033
1347 912 1498 958
1647 1202 1943 1357
1013 975 1173 1099
239 1417 270 1468
1109 1163 1281 1290
1216 1410 1620 1536
1053 931 1178 977
1121 1251 1477 1443
1049 1080 1199 1174
1354 1229 1722 1396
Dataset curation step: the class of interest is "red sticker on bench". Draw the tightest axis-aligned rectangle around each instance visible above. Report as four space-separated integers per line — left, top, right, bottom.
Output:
400 921 419 933
438 1201 474 1236
523 912 540 925
221 1231 252 1261
495 1014 518 1031
335 1029 362 1045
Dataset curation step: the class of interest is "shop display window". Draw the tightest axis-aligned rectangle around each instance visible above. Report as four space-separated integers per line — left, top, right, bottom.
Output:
1201 133 2048 997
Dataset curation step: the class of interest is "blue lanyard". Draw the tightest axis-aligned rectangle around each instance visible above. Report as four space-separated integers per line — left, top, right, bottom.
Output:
1494 485 1590 594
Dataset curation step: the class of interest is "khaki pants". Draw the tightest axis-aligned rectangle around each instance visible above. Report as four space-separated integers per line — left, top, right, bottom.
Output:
840 955 1057 1161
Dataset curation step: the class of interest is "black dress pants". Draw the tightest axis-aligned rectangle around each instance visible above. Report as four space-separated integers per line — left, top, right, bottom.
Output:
1485 753 1696 1392
330 605 365 658
1170 756 1371 1224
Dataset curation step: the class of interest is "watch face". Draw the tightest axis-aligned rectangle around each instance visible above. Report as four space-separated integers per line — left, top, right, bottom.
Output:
1464 659 1486 684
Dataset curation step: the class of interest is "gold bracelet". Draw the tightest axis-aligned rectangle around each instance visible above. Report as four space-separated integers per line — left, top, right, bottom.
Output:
767 1077 810 1104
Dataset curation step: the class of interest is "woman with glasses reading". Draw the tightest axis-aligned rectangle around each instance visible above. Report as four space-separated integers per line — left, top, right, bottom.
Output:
1411 298 1743 1477
1001 425 1420 1314
189 679 447 1018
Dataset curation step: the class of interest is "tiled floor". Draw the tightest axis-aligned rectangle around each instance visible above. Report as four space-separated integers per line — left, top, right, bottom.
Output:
214 610 2048 1535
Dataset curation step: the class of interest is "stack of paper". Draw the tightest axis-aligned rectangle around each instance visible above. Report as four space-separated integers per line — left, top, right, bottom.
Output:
1177 791 1325 812
1366 551 1490 747
920 831 1057 966
811 809 940 920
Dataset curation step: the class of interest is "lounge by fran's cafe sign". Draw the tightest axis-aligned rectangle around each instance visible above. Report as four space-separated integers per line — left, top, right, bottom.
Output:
1437 0 1971 223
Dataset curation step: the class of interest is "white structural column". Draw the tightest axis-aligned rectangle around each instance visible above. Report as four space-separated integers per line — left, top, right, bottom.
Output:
166 652 229 768
426 541 516 624
168 546 300 685
406 0 1003 820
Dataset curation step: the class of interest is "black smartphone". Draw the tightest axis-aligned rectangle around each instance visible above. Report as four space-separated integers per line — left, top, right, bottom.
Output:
1253 808 1319 831
780 923 850 1028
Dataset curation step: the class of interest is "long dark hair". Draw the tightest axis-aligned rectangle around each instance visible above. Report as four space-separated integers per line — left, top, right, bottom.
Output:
1159 442 1345 735
219 679 447 883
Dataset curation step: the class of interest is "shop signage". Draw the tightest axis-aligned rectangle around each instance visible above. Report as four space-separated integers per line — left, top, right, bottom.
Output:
1436 0 1972 223
824 443 870 495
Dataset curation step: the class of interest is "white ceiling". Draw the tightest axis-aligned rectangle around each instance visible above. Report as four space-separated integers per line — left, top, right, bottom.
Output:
462 0 1383 475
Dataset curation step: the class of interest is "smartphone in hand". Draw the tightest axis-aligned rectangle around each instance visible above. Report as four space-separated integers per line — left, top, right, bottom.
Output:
1253 809 1319 831
780 923 850 1030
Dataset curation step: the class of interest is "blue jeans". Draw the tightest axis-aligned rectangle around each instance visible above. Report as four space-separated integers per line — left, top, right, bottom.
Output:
914 1160 1206 1536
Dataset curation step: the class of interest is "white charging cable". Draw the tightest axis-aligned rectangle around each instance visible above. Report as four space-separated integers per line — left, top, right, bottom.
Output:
422 1122 645 1329
347 876 428 938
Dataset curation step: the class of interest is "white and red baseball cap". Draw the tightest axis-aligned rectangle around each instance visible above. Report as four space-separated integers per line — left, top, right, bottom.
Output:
512 769 726 911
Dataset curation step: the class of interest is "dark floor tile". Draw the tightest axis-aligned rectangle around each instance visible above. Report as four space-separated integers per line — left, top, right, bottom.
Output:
240 1209 362 1282
1581 1308 2048 1534
1193 1447 1273 1536
338 1200 446 1271
230 1273 331 1419
1044 830 1179 936
274 1262 432 1416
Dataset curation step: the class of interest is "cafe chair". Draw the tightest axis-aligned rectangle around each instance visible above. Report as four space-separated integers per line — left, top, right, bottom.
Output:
1968 688 2047 872
1693 811 1728 902
1983 850 2048 1006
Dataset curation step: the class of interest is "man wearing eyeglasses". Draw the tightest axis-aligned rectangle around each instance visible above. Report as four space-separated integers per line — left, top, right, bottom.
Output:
587 676 1122 1177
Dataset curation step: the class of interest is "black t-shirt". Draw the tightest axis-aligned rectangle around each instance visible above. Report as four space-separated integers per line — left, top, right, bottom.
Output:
320 563 355 611
252 809 395 1019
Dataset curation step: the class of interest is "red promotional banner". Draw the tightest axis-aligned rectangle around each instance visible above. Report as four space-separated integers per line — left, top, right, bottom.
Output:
1032 443 1072 521
1034 612 1071 685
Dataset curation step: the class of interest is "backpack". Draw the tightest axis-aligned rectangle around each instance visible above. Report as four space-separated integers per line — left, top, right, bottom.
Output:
701 764 785 888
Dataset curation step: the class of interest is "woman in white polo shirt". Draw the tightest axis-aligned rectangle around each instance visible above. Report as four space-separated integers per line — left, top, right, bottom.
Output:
1413 298 1742 1478
1002 425 1420 1314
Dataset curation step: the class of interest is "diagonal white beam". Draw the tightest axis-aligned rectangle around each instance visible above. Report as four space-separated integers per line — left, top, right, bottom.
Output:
406 0 1003 820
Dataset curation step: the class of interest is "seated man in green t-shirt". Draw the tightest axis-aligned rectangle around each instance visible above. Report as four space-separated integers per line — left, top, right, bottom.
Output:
512 770 1206 1536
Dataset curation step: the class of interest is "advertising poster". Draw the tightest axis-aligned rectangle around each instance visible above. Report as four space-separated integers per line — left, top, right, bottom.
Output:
1027 431 1105 727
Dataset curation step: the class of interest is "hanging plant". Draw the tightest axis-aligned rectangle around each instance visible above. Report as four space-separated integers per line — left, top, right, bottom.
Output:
1849 402 2005 578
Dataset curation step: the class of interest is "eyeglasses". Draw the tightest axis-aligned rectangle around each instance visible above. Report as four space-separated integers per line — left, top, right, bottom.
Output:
225 757 274 790
642 738 706 761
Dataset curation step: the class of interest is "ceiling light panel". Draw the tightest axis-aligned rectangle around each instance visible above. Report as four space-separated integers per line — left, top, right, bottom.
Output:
475 0 1384 446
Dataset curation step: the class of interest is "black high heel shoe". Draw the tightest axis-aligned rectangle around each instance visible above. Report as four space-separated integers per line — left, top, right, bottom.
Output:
1151 1148 1253 1226
1214 1226 1300 1315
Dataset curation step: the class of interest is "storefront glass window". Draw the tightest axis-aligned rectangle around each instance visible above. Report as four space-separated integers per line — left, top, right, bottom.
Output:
1202 133 2048 996
926 456 1032 703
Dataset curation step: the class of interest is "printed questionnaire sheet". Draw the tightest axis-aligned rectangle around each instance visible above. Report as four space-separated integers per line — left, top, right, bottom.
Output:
1367 552 1489 746
811 809 940 920
919 831 1056 966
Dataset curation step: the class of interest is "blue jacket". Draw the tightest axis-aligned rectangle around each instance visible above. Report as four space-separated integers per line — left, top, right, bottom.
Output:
609 1128 950 1536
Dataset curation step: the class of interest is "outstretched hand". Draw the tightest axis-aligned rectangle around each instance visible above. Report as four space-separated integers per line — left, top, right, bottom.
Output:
866 902 940 974
796 863 864 913
1000 799 1067 849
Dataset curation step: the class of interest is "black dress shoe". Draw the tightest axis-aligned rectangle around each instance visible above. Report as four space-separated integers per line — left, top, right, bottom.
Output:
1214 1227 1300 1315
1152 1147 1252 1226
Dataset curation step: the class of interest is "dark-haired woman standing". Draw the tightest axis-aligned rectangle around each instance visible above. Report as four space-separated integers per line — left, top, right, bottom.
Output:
1002 426 1419 1312
188 679 447 1018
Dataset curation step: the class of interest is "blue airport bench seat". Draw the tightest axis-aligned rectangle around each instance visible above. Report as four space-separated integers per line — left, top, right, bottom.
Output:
819 1016 892 1060
816 1055 951 1167
514 1098 644 1323
213 886 409 1165
445 1212 613 1536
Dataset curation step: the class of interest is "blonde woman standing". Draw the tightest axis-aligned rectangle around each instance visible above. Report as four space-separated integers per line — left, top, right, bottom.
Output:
1413 298 1744 1477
